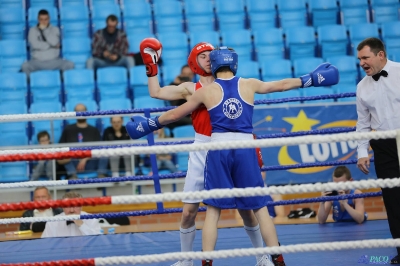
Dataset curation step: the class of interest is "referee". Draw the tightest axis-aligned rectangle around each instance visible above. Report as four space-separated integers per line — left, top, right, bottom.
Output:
356 37 400 264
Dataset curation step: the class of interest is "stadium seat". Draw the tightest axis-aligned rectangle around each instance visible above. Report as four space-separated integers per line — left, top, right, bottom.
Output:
189 31 220 48
133 96 166 109
62 37 91 69
65 98 98 127
60 5 89 38
123 1 152 34
0 8 25 39
30 102 63 144
29 0 54 7
236 61 260 79
308 0 339 27
158 32 188 51
0 121 28 146
97 67 128 100
0 73 27 103
292 57 324 77
391 51 400 61
58 0 86 6
0 0 23 8
285 26 316 60
130 66 151 98
348 23 380 56
184 0 215 31
371 0 400 24
381 21 400 56
28 6 58 28
0 40 27 72
276 0 307 28
99 98 132 130
268 90 301 105
332 83 357 102
253 28 284 61
89 0 116 6
64 69 95 101
91 3 120 32
261 59 292 81
128 32 155 54
154 16 183 34
220 29 253 61
186 15 215 32
317 25 348 59
326 56 358 85
215 0 246 30
162 50 188 68
0 162 29 183
30 70 61 103
162 64 184 86
0 101 26 115
153 0 183 18
246 0 276 30
339 0 370 25
173 125 195 171
302 88 335 103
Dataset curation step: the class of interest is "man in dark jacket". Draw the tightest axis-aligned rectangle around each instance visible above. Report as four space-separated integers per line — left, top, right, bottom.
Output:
19 186 62 232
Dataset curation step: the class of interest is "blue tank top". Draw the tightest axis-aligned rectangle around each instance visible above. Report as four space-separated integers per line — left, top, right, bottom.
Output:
332 189 367 222
208 77 254 133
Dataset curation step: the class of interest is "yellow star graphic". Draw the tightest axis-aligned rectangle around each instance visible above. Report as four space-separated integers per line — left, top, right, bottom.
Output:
265 115 273 122
283 110 320 132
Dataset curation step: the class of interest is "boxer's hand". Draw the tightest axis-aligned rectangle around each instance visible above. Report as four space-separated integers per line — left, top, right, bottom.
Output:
357 157 370 174
140 38 162 77
300 63 339 88
126 116 163 139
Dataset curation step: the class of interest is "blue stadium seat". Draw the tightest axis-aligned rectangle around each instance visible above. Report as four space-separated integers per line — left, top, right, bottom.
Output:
162 64 184 86
28 6 59 28
65 98 98 127
261 59 292 81
292 57 324 77
97 67 128 100
326 56 358 85
0 121 28 146
60 5 89 38
91 3 121 32
155 16 183 33
0 101 26 114
58 0 86 6
186 15 215 32
130 66 151 98
391 51 400 61
62 37 91 69
29 0 54 7
133 96 166 109
0 0 23 8
0 40 27 72
99 98 132 130
317 25 348 59
162 50 188 68
381 21 400 57
123 1 152 34
184 0 215 31
348 23 379 56
173 125 195 171
30 70 61 103
276 0 307 28
236 61 260 79
0 73 27 103
268 90 301 105
220 29 253 61
339 0 370 25
30 102 63 144
302 88 335 103
0 8 25 39
215 0 246 30
189 31 220 48
308 0 339 27
0 162 29 183
128 32 155 54
285 26 316 60
89 0 115 6
246 0 276 29
253 28 284 61
371 0 400 24
158 32 188 51
184 0 213 17
332 83 357 102
64 69 95 101
153 1 183 18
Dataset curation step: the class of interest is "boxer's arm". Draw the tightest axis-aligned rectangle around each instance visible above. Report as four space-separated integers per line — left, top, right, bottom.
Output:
148 77 193 101
250 78 302 94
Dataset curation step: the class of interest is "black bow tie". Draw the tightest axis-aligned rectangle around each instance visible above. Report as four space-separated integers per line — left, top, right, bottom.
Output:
372 70 388 81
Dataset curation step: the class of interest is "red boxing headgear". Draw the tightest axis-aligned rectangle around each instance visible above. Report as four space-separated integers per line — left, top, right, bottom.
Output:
187 42 214 76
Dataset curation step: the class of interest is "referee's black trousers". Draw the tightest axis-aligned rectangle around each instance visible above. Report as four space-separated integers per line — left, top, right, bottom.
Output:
370 139 400 255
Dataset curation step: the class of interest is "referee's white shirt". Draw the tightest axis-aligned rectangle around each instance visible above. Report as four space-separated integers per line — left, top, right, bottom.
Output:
356 59 400 159
41 211 101 238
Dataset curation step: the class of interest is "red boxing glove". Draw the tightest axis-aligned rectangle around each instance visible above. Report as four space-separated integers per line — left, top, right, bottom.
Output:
139 38 162 77
253 134 264 168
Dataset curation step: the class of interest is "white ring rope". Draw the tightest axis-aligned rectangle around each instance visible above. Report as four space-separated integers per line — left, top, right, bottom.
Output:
1 178 396 224
0 112 77 122
2 215 81 224
93 239 400 265
0 147 70 155
0 180 68 188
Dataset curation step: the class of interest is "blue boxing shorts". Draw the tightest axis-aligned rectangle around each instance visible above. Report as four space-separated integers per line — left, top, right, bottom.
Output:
203 133 268 210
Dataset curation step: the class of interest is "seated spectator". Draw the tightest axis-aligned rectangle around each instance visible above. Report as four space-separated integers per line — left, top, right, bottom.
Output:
57 103 108 179
86 15 134 71
103 116 132 177
317 166 367 224
41 192 101 237
21 9 74 76
20 187 62 232
31 131 53 181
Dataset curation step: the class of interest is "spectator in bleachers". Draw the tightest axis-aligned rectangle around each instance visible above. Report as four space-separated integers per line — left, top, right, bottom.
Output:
21 9 74 76
103 116 132 177
86 15 134 71
41 191 101 237
19 186 62 232
31 131 54 181
166 65 194 132
57 103 108 179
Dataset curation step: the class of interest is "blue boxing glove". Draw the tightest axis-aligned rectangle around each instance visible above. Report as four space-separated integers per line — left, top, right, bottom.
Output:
126 116 163 139
299 63 339 88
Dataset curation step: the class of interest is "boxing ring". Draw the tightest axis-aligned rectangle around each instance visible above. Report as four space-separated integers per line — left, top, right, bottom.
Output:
0 92 399 265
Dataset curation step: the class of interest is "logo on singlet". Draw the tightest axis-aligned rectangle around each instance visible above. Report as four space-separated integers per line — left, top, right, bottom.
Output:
223 98 243 119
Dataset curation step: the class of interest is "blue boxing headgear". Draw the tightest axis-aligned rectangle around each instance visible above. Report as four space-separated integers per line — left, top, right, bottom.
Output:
210 46 238 78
